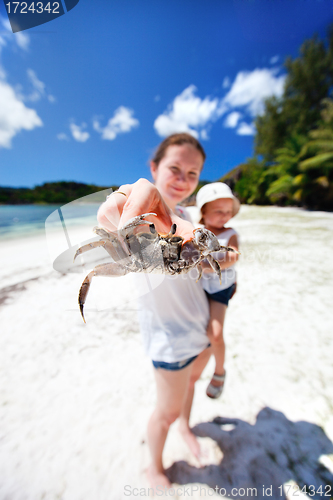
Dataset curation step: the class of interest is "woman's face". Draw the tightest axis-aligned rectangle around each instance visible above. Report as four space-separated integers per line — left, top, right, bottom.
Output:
150 144 203 210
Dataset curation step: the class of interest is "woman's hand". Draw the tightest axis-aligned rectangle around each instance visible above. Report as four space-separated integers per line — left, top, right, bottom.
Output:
97 178 195 241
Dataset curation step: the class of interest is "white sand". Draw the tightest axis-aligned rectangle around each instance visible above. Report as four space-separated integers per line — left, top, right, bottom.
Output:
0 205 333 500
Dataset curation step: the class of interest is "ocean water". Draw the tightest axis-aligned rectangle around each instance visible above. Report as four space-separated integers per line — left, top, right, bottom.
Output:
0 189 115 240
0 204 101 240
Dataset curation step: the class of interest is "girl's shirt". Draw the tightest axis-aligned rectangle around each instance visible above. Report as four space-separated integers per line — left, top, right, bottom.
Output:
135 206 210 363
201 228 238 294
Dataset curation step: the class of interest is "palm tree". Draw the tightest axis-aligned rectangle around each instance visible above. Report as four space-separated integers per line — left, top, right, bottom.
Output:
264 134 306 204
296 99 333 208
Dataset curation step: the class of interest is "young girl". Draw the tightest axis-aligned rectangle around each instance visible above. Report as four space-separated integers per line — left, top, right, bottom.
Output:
196 182 240 399
97 134 217 489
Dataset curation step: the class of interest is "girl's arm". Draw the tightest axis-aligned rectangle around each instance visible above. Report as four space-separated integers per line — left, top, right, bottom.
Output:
97 178 195 241
201 234 239 273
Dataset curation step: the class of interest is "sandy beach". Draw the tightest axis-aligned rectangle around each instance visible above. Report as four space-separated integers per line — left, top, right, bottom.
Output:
1 205 333 500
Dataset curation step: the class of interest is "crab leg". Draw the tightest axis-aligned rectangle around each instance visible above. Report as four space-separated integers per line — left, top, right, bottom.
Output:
196 263 203 282
206 254 222 285
78 262 130 323
219 245 240 254
74 238 129 262
74 240 113 261
93 227 113 238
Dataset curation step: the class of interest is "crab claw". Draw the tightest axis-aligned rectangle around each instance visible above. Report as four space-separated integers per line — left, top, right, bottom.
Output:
78 270 94 323
193 228 241 255
193 228 221 254
118 213 158 236
78 262 131 323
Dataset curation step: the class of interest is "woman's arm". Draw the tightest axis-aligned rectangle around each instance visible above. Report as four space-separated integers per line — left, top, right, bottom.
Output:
201 234 239 273
97 178 195 241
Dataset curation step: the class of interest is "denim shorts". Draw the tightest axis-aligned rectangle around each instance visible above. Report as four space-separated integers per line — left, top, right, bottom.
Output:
205 282 236 306
152 354 198 371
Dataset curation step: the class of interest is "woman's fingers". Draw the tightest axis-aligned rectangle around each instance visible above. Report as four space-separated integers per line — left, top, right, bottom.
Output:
97 185 132 231
118 179 172 232
97 178 195 240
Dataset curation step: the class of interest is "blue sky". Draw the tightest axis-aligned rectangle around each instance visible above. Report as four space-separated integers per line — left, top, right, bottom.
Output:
0 0 333 188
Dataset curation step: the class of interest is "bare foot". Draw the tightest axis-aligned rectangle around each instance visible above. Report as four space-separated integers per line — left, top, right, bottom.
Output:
178 423 201 462
146 464 172 493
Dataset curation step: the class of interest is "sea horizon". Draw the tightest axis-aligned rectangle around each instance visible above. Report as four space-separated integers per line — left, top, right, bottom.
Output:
0 204 102 241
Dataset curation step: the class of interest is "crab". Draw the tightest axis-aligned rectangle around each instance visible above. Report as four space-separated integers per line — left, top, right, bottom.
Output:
74 213 240 322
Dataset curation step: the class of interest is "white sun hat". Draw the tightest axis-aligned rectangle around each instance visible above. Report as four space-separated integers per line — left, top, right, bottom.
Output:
196 182 240 222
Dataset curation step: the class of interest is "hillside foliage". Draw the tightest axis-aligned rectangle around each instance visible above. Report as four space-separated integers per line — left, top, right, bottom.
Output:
222 26 333 211
0 181 117 205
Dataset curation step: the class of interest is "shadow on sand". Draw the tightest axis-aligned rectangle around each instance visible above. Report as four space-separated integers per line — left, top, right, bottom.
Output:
167 407 333 499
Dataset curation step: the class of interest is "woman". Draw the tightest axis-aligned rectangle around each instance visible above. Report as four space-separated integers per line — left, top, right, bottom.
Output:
97 134 212 488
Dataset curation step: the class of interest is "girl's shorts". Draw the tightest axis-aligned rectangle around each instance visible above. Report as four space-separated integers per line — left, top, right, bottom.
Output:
152 354 198 371
205 282 236 306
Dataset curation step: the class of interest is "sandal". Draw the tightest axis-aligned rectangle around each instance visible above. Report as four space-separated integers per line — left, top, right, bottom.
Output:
206 372 226 399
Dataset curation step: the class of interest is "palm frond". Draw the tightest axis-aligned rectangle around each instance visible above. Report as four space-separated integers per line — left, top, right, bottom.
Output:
300 152 333 170
266 175 294 196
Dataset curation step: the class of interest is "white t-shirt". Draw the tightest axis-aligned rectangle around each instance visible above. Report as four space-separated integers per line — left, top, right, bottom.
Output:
135 206 210 362
201 228 238 294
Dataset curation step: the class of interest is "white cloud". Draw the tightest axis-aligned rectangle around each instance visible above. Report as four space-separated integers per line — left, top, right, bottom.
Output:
154 95 160 102
270 55 279 65
26 68 45 101
221 68 285 117
57 133 69 141
0 19 46 149
0 34 7 53
224 111 242 128
93 106 139 140
237 122 256 136
200 129 209 140
0 18 9 55
1 17 29 51
15 31 30 51
154 85 219 139
222 76 231 88
0 79 43 148
70 122 90 142
22 69 55 103
153 69 285 140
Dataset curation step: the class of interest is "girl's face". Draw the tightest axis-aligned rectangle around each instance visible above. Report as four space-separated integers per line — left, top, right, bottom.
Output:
202 198 233 230
150 144 203 210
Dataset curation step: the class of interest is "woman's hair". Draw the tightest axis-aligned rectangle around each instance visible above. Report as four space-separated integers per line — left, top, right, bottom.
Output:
151 133 206 166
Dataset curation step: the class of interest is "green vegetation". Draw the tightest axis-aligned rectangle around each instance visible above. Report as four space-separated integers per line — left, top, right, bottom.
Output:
222 26 333 211
0 181 118 205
